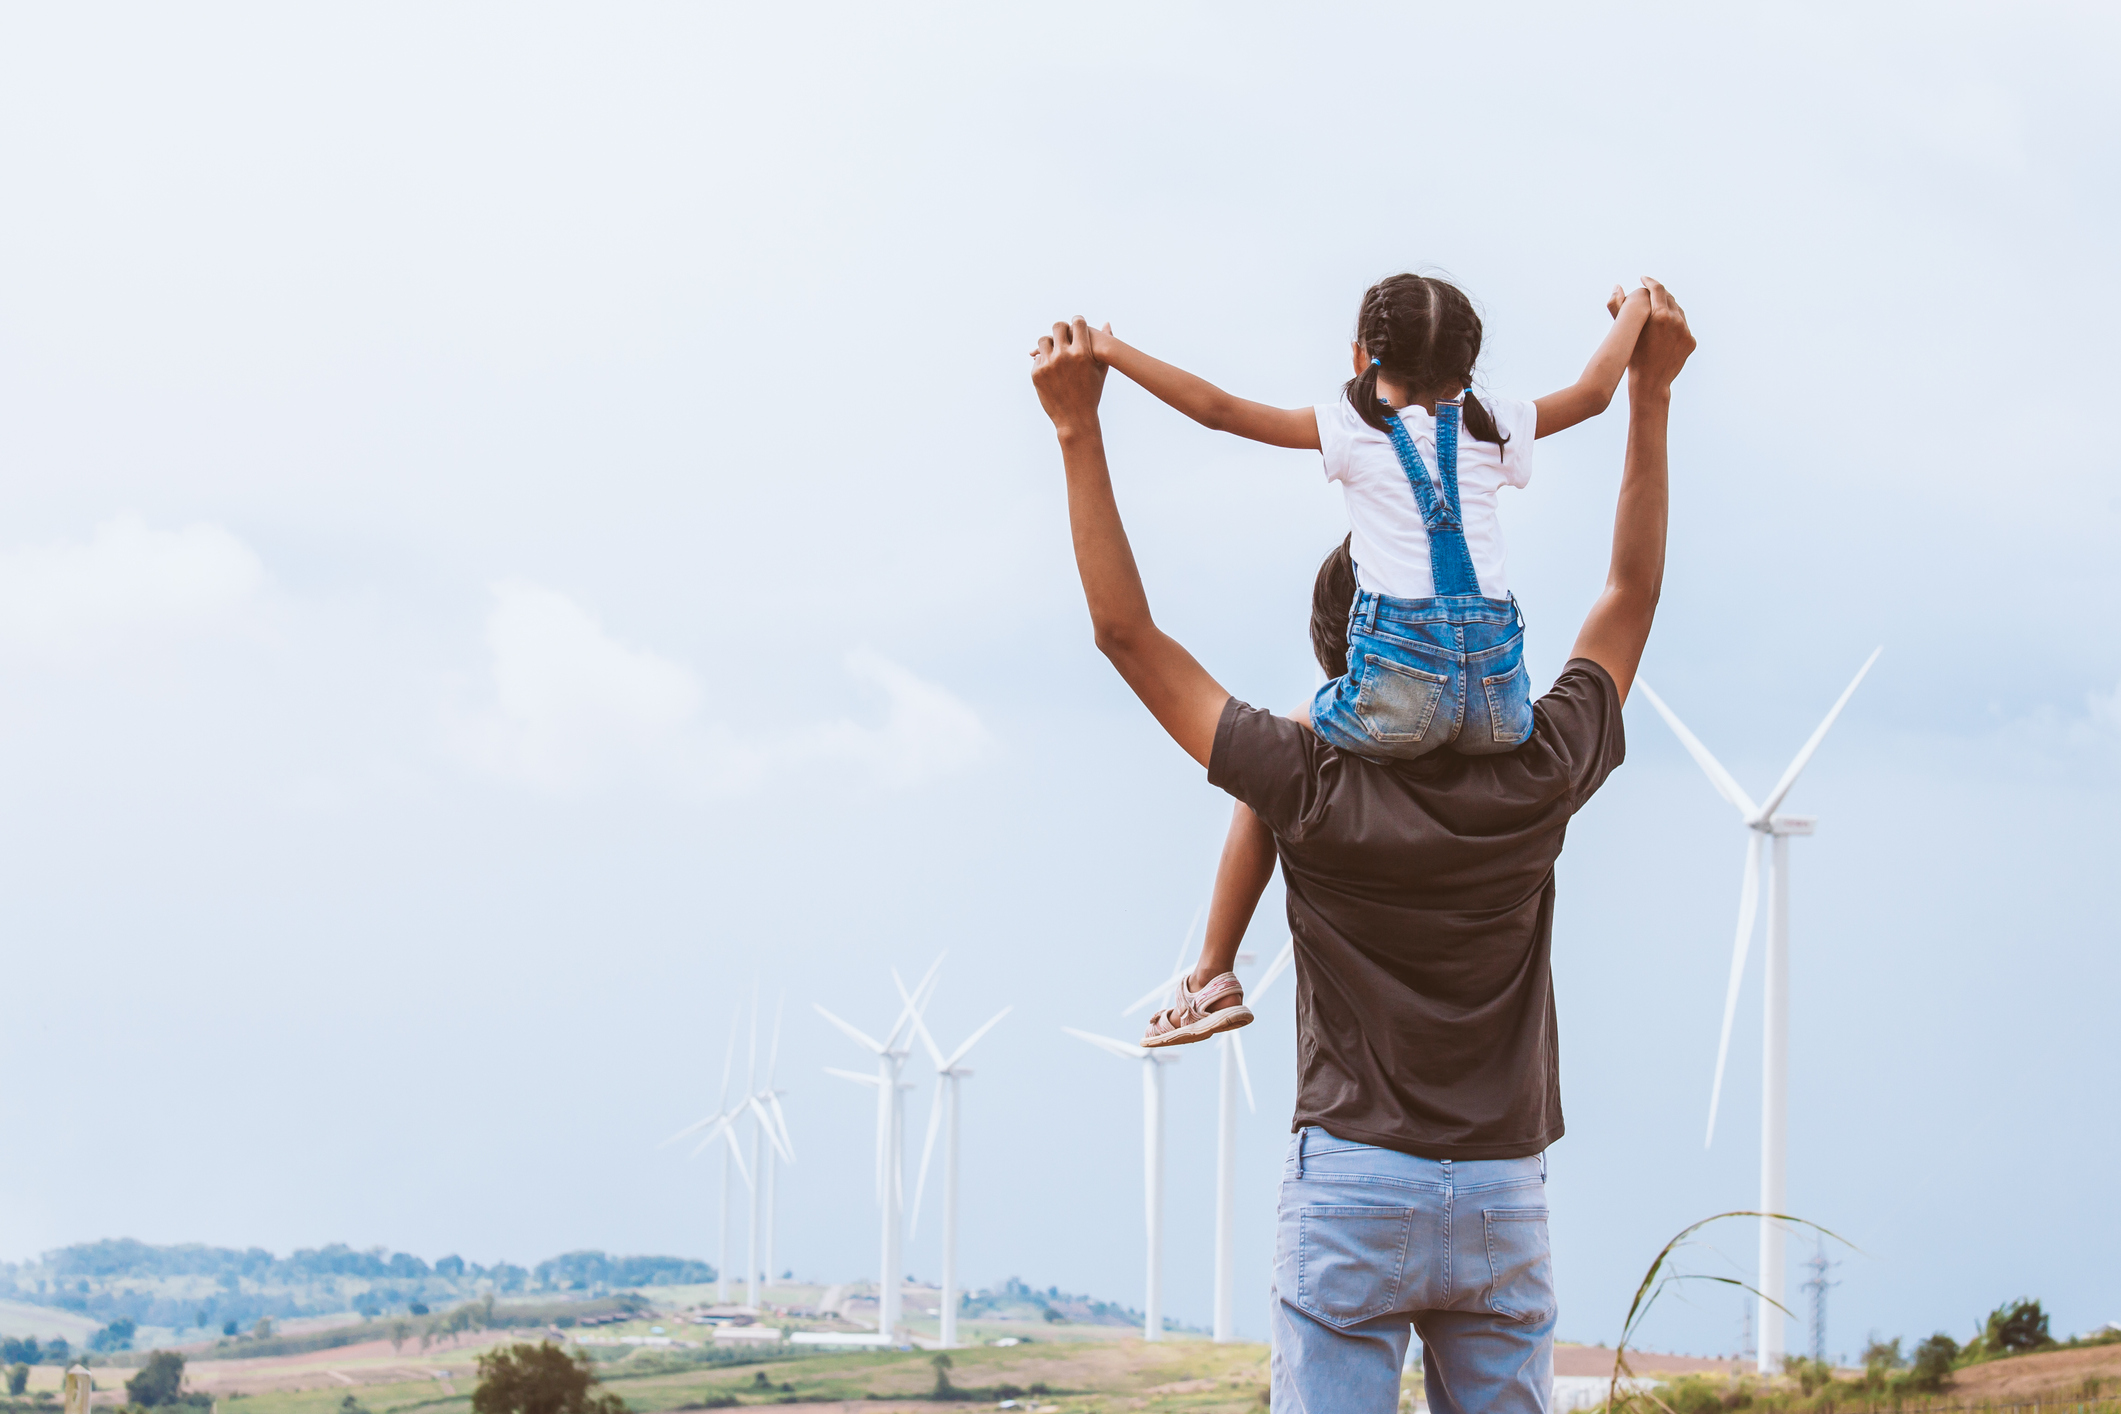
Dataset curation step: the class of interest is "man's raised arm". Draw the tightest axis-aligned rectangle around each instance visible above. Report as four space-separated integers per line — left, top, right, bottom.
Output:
1032 317 1231 767
1568 279 1696 703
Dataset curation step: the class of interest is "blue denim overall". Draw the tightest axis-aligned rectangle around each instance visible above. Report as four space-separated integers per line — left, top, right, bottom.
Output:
1309 395 1534 759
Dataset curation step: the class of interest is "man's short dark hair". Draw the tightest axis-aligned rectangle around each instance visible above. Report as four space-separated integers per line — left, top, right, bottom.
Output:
1309 534 1357 679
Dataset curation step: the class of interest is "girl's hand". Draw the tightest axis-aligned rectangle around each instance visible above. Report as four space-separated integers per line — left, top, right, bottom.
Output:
1088 321 1117 365
1607 283 1650 319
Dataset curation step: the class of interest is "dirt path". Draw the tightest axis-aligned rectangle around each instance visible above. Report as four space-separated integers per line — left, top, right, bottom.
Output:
1944 1345 2121 1402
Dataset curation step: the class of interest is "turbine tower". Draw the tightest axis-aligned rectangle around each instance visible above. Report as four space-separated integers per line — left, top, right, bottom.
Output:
1205 939 1297 1343
910 1001 1012 1349
660 1005 753 1305
1635 646 1879 1374
818 956 943 1345
1064 1027 1179 1342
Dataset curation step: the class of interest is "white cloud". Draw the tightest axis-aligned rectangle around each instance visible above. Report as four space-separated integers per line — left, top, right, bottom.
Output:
2078 682 2121 743
454 582 988 796
0 515 267 658
807 646 994 788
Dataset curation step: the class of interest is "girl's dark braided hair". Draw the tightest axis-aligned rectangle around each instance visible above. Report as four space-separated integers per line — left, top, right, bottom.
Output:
1343 272 1509 448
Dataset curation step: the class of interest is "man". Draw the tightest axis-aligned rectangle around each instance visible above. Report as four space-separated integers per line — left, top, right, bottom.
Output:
1029 281 1694 1413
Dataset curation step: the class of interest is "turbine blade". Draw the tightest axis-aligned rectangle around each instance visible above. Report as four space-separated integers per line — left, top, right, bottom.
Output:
814 1004 885 1055
1229 1031 1255 1114
823 1066 882 1086
684 1113 734 1157
910 1077 945 1241
912 1009 947 1069
717 1013 740 1109
766 993 786 1085
746 984 759 1092
749 1095 792 1164
886 953 948 1051
702 1121 751 1187
1753 647 1882 823
659 1110 727 1148
1634 678 1760 820
1170 893 1209 976
724 1122 752 1187
943 1006 1012 1070
1252 938 1296 1001
1121 967 1188 1020
1706 833 1765 1148
768 1093 796 1164
1063 1026 1147 1061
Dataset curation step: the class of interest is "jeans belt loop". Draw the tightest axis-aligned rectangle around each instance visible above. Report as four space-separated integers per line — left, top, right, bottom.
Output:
1296 1127 1308 1178
1511 591 1525 628
1364 595 1380 633
1539 1149 1548 1182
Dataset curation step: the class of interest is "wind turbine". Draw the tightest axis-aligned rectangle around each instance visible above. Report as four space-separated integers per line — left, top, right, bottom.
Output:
659 1005 753 1305
744 994 796 1305
909 1001 1012 1349
1635 646 1880 1375
818 955 944 1345
1204 938 1297 1343
1064 1026 1180 1342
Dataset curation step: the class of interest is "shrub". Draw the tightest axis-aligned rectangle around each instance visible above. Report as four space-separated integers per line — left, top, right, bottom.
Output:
125 1353 185 1408
1783 1357 1831 1395
1980 1300 2051 1356
8 1365 28 1396
1909 1334 1959 1390
90 1322 138 1355
472 1343 626 1414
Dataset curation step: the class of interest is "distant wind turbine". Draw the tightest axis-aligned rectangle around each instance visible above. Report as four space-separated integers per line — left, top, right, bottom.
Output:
1634 646 1879 1375
744 993 795 1304
1063 1026 1179 1342
659 1004 754 1305
1208 938 1295 1343
909 999 1011 1350
818 955 943 1345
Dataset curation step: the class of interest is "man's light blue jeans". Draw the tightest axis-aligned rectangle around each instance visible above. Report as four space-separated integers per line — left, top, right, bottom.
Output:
1272 1128 1555 1414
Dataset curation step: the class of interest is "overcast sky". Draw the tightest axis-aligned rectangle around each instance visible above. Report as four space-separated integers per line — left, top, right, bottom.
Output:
0 0 2116 1357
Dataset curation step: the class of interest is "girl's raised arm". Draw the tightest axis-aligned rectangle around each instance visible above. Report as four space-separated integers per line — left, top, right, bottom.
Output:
1534 284 1653 439
1091 326 1320 451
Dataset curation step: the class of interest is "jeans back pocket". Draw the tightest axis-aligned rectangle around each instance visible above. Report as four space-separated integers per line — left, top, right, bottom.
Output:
1481 659 1534 748
1354 655 1448 745
1483 1207 1554 1324
1291 1205 1414 1327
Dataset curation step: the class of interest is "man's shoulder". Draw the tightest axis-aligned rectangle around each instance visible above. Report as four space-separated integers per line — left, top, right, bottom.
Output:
1525 658 1626 802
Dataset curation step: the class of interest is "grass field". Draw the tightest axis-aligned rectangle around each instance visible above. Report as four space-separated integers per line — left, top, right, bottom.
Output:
174 1336 1272 1414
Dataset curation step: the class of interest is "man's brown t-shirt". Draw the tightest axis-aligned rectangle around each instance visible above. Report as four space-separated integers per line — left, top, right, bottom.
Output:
1207 659 1626 1160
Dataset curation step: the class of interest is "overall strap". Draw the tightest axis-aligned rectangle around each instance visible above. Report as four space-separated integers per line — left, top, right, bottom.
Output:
1383 395 1481 597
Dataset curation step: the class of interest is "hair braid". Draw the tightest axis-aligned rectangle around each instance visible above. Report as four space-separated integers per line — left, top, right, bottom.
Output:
1342 271 1508 448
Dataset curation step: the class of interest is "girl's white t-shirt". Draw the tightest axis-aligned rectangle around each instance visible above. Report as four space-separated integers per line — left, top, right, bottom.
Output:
1314 392 1538 600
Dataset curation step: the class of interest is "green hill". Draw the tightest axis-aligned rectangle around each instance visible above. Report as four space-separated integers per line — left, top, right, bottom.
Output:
0 1240 714 1348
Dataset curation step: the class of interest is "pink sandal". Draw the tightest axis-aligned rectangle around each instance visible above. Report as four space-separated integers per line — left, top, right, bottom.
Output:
1141 972 1254 1048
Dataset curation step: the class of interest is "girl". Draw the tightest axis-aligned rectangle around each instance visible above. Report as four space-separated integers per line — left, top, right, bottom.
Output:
1089 272 1653 1046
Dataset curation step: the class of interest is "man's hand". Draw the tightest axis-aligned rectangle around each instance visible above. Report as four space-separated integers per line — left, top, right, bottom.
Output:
1626 278 1695 395
1031 317 1108 439
1035 313 1231 767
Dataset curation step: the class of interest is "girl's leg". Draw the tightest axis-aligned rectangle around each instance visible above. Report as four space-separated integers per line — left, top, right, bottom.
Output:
1189 799 1276 1001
